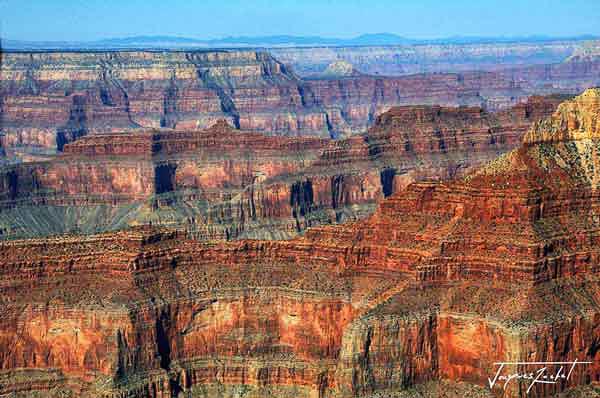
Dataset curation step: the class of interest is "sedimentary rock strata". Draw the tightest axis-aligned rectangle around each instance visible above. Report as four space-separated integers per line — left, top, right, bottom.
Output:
231 94 568 240
0 120 326 238
2 49 600 161
2 90 600 397
271 41 586 76
0 96 564 240
0 50 327 159
303 88 600 284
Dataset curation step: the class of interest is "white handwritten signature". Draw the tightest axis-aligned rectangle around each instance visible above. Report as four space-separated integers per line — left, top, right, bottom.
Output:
488 360 592 394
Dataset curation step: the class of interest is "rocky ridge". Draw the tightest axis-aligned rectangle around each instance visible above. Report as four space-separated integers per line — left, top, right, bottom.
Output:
2 90 600 397
0 95 565 240
322 60 361 77
2 49 600 162
271 40 595 76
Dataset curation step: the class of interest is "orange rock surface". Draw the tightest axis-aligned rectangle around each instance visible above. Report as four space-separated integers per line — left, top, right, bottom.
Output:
3 90 600 396
0 96 564 241
2 49 599 161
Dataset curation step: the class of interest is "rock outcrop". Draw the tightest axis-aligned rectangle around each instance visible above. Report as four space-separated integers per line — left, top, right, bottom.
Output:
0 120 326 239
0 96 564 240
272 41 584 76
566 40 600 63
0 50 332 160
230 94 567 240
2 90 600 397
311 88 600 284
2 49 600 161
322 60 361 77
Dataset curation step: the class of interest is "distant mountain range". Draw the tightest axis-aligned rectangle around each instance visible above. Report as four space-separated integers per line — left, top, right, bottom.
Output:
3 33 599 50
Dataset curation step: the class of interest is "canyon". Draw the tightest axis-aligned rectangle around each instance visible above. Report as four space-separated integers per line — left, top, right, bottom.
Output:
7 35 595 75
2 40 600 398
0 94 567 240
2 89 600 397
2 46 600 164
271 40 586 76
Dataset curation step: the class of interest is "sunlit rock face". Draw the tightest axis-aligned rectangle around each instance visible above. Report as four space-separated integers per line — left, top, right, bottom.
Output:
0 50 327 156
2 48 600 163
2 91 600 397
0 95 563 241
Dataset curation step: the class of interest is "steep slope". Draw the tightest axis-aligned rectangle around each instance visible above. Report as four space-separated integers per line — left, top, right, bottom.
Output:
2 49 600 162
0 120 326 239
298 88 600 283
566 40 600 63
0 50 327 157
2 90 600 397
0 97 563 240
231 94 567 238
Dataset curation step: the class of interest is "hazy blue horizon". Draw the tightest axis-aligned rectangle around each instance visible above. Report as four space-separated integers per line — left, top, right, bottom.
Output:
4 33 600 44
2 0 600 42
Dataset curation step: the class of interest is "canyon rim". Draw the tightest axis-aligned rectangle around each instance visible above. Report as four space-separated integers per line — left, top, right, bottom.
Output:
2 1 600 397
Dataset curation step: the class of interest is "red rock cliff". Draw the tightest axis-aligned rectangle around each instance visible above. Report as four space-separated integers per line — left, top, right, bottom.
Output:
2 91 600 397
2 49 599 161
0 97 562 241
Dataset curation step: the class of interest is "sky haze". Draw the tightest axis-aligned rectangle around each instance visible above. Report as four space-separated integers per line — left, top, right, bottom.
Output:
2 0 600 42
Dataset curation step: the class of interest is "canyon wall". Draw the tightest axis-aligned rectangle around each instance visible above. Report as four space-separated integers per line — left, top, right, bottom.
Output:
4 89 600 396
1 228 599 397
2 49 600 162
271 40 585 76
3 90 600 396
0 96 565 240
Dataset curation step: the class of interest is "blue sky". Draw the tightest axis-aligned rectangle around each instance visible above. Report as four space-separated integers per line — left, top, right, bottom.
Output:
2 0 600 41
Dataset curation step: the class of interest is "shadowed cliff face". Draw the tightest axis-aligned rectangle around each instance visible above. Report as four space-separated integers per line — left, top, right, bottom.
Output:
0 96 564 241
56 94 88 151
4 92 600 397
154 163 177 195
379 168 396 197
290 179 314 218
2 49 600 163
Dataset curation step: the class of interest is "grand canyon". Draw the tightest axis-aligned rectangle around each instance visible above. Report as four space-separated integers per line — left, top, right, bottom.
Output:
3 5 600 396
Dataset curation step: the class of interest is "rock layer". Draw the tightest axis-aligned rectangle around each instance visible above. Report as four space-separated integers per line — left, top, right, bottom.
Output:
2 90 600 397
271 41 585 76
0 96 564 240
2 49 600 161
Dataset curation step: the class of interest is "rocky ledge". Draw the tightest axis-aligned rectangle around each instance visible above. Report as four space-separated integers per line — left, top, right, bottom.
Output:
0 95 564 240
1 90 600 397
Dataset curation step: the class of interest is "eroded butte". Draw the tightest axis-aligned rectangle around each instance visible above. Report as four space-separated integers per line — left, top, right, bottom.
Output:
2 90 600 397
